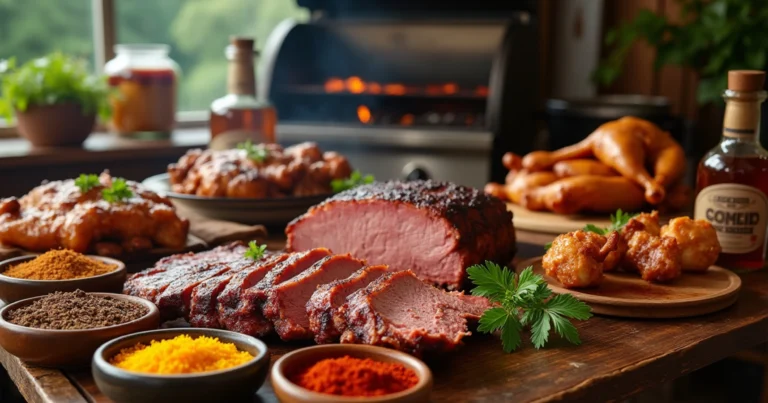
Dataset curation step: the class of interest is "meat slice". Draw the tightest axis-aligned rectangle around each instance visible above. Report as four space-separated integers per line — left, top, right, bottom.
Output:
341 270 491 356
154 262 232 319
216 253 291 333
307 265 389 344
188 251 280 328
285 180 516 289
230 248 332 336
263 254 365 341
123 242 247 301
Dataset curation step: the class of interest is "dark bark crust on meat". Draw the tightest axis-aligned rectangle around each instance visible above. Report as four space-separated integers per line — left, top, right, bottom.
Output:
307 265 389 344
285 180 516 289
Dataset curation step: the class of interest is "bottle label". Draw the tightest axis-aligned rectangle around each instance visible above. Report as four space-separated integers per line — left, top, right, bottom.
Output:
209 129 264 151
694 184 768 254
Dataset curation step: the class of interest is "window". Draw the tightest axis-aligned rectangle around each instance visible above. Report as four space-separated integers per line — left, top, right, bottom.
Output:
116 0 309 112
0 0 308 135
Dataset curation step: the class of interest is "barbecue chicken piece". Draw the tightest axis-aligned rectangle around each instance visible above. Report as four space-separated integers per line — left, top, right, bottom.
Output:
0 172 189 254
621 219 682 282
521 176 646 214
543 230 621 288
522 116 686 204
552 159 618 178
660 217 721 272
168 142 352 198
631 211 661 236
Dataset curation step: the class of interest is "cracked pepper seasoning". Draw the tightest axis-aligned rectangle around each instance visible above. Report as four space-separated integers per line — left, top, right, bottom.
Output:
290 355 418 397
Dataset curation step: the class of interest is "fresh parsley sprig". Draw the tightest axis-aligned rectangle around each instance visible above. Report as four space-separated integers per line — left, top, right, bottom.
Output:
331 170 374 193
102 178 133 203
468 262 592 353
236 140 268 163
544 209 637 251
74 173 100 193
244 241 267 261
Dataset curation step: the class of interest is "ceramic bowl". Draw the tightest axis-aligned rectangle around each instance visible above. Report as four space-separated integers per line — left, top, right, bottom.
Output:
271 344 433 403
0 293 159 368
0 254 127 304
92 328 270 403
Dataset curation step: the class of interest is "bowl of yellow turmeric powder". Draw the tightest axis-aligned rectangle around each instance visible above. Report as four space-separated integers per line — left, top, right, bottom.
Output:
92 328 270 403
0 250 126 303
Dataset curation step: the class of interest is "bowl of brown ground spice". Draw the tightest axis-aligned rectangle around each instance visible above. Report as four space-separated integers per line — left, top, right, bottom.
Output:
0 290 159 368
0 249 126 303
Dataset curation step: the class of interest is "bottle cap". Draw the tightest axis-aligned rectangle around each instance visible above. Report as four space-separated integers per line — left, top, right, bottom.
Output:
728 70 765 92
230 36 255 50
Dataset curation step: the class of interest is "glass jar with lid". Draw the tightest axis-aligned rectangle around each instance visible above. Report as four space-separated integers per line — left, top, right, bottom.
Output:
105 44 179 138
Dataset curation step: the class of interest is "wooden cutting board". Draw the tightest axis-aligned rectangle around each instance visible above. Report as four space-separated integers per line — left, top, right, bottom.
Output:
517 257 742 319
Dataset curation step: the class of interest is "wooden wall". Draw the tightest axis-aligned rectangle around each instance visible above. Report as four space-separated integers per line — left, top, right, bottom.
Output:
599 0 700 120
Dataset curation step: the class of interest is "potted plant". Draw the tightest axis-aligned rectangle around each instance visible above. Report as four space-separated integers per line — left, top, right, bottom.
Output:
0 52 111 147
593 0 768 146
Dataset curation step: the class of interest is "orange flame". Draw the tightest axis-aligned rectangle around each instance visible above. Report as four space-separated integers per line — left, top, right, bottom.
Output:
325 77 344 93
475 85 489 97
346 76 365 94
400 114 415 126
384 84 406 95
443 83 458 95
357 105 372 124
368 82 382 94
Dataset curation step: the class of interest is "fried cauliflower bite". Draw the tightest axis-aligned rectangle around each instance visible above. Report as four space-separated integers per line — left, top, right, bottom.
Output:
630 210 661 235
621 220 682 282
543 230 621 288
660 217 721 271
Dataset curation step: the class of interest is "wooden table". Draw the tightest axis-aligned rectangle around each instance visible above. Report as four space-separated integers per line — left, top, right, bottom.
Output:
2 231 768 403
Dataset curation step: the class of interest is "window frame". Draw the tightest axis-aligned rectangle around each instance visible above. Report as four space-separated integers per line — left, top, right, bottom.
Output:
0 0 208 138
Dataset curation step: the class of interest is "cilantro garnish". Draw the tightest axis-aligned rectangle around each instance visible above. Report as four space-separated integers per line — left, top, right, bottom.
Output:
236 140 268 163
74 174 99 193
468 262 592 353
331 170 374 193
244 241 267 261
101 178 133 203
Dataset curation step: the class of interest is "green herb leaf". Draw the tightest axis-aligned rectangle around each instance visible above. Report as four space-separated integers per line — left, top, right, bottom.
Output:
470 263 592 353
236 140 268 162
544 242 552 251
331 170 375 193
501 315 523 353
582 209 636 235
583 224 607 235
74 174 99 193
101 178 133 203
244 241 267 261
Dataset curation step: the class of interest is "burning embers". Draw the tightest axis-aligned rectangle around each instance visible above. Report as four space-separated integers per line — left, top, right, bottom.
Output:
355 104 483 127
325 76 488 98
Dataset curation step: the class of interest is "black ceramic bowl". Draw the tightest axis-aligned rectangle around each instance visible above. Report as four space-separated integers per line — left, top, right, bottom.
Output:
92 328 269 403
0 254 127 303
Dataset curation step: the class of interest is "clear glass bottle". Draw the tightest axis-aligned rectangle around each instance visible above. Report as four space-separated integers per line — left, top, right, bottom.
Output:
209 37 277 150
695 70 768 271
105 44 179 139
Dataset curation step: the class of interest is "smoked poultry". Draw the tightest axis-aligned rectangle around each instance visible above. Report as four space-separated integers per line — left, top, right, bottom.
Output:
552 159 617 178
169 142 352 198
522 116 686 204
0 171 189 255
521 175 646 215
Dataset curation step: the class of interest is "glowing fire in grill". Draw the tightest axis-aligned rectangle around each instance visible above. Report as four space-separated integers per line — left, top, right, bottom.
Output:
357 105 372 124
324 77 488 97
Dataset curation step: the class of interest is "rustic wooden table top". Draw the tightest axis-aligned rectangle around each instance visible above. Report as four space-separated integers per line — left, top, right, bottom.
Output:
2 229 768 403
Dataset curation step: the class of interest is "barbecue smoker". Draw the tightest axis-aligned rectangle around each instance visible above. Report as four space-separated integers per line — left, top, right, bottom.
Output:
262 1 538 186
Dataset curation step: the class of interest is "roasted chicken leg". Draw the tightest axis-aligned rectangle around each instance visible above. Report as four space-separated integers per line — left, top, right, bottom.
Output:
521 175 646 214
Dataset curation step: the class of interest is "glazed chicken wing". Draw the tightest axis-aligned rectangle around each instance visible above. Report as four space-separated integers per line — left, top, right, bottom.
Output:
0 172 189 255
660 217 721 271
522 116 685 204
621 220 682 282
543 230 621 288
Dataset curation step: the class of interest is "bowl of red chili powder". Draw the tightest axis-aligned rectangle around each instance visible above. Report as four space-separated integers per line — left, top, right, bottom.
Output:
271 344 432 402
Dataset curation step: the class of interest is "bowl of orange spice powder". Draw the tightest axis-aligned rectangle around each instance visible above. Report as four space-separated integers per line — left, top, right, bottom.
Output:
271 344 433 403
0 249 126 303
92 328 269 403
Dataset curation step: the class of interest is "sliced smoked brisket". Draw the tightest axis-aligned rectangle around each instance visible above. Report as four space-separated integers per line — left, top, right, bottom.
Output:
307 265 389 344
226 248 331 336
285 180 516 289
341 270 490 356
262 254 365 340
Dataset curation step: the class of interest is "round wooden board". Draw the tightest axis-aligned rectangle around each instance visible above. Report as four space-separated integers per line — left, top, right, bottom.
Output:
517 257 742 318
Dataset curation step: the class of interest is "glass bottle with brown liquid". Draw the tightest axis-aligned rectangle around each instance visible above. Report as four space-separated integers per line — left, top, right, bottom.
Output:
209 37 277 150
695 70 768 270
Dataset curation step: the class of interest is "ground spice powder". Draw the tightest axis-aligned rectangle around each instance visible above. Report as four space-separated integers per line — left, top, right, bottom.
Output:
290 355 419 397
110 334 254 374
6 290 147 330
3 249 117 280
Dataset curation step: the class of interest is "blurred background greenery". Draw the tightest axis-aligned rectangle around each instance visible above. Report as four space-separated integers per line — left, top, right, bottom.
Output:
0 0 309 111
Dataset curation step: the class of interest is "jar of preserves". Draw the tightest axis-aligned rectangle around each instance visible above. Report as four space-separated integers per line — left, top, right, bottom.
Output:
105 44 179 138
